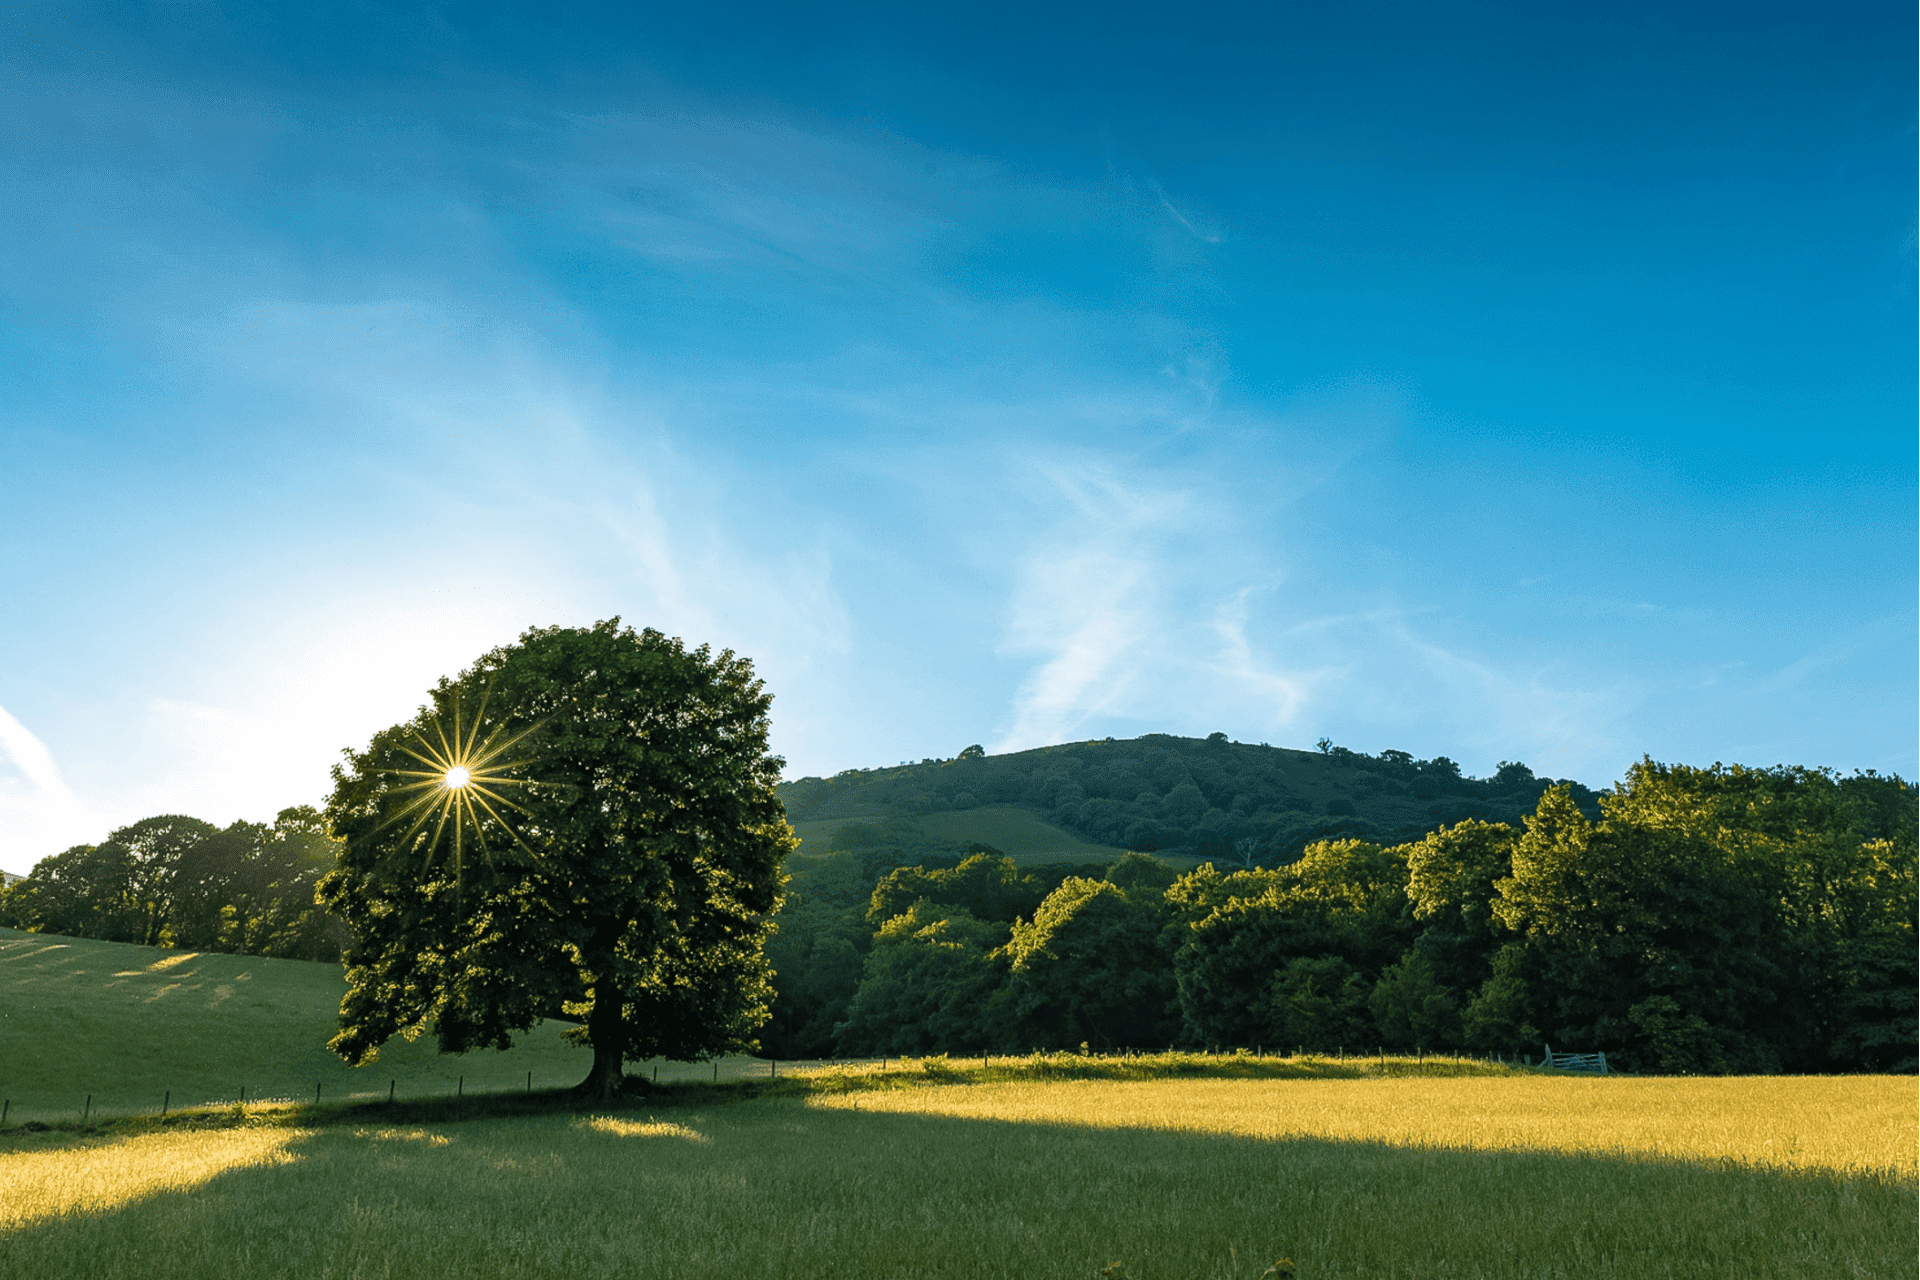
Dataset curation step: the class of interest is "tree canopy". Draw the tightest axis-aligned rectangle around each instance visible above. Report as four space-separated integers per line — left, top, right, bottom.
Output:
320 619 793 1097
0 808 344 959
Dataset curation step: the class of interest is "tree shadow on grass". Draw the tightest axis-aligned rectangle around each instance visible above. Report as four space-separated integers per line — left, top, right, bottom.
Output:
0 1101 1911 1280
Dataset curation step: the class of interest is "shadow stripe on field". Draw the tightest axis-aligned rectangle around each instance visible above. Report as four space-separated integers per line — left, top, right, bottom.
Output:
1 1099 1912 1280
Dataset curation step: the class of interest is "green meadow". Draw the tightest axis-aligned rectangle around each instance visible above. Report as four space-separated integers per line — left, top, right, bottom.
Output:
2 1071 1913 1280
0 928 785 1122
5 926 1916 1279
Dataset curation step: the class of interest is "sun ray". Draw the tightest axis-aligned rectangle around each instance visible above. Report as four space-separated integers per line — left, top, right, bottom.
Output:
466 789 544 863
429 712 459 773
366 679 547 885
462 684 492 759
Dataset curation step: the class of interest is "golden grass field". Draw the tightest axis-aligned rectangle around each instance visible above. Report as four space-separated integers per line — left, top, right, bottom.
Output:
815 1073 1916 1178
2 1070 1912 1279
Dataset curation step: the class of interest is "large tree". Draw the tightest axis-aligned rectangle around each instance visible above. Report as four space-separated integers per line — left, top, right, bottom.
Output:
320 620 793 1097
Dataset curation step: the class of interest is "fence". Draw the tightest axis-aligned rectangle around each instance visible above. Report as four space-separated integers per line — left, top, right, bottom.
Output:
0 1055 904 1127
2 1046 1611 1127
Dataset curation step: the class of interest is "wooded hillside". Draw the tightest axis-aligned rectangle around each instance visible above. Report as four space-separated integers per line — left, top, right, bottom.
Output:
778 734 1602 866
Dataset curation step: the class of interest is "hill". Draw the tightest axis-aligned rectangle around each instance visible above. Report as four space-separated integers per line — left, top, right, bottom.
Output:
777 734 1600 869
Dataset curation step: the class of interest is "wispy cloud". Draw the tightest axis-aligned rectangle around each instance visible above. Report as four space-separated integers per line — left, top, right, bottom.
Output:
1207 587 1330 726
1748 625 1879 696
1149 178 1226 245
0 705 72 800
0 704 89 871
993 464 1190 751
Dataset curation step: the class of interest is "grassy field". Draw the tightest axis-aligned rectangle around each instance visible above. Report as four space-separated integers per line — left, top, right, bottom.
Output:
1 1070 1912 1279
5 922 1914 1277
793 804 1138 866
0 928 790 1122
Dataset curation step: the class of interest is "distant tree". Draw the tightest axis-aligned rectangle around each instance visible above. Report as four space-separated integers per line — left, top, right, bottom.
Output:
1461 943 1539 1050
1001 877 1176 1048
2 842 141 940
1369 951 1459 1049
166 807 348 959
246 806 352 960
1103 851 1179 896
102 815 220 946
1 808 344 957
168 820 270 951
958 744 986 760
1596 760 1916 1071
760 890 869 1058
1170 839 1415 1047
1493 761 1536 788
1404 819 1517 992
1270 955 1371 1050
321 620 793 1098
867 851 1044 925
834 902 1004 1054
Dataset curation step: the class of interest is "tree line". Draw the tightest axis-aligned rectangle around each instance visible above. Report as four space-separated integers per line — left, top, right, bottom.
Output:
779 733 1605 866
0 807 347 961
767 761 1916 1074
3 714 1912 1078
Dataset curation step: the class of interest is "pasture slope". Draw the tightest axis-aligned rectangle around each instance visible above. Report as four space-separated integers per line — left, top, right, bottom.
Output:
791 803 1136 867
0 927 784 1123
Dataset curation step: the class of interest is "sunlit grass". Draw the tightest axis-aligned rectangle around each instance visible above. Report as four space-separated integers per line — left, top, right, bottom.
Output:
814 1074 1916 1178
0 1124 304 1229
2 1075 1911 1279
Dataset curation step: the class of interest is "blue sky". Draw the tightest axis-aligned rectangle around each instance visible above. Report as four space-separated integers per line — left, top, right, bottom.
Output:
1 2 1912 866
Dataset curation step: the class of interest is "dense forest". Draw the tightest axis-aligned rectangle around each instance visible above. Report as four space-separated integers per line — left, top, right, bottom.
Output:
766 742 1915 1074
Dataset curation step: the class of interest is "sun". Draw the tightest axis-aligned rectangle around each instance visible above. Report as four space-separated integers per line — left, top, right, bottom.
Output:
377 685 543 882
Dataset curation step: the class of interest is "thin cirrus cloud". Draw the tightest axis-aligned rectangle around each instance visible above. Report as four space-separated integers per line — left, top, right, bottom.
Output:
988 455 1326 755
0 704 89 864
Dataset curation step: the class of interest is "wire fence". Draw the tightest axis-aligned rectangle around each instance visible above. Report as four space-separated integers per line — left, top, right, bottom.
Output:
1 1047 1565 1129
0 1055 892 1127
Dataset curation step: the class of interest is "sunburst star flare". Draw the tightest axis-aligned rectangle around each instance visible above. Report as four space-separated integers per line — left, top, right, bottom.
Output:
376 688 545 884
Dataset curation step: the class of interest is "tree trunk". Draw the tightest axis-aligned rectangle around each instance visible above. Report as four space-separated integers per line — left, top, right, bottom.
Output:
577 964 628 1101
